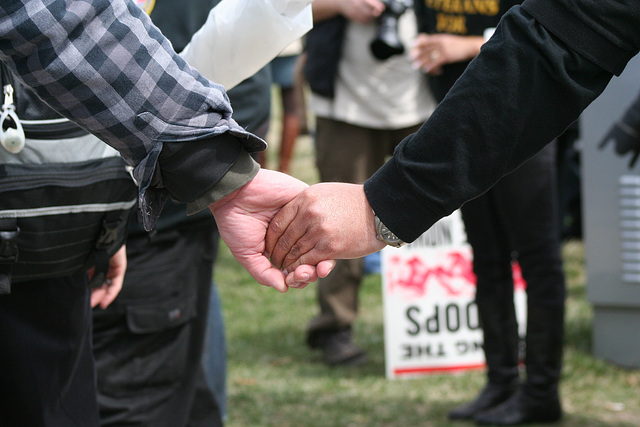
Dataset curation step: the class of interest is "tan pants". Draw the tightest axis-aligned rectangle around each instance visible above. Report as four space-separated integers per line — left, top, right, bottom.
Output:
307 117 422 341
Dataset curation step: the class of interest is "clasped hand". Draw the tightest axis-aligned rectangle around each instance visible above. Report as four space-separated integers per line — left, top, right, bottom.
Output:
264 182 385 273
93 174 388 296
209 169 337 292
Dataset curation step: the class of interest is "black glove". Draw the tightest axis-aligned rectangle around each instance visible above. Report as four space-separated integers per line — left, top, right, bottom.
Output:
599 92 640 168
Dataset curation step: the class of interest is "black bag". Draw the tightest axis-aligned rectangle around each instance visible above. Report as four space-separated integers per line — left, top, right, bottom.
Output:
0 62 137 293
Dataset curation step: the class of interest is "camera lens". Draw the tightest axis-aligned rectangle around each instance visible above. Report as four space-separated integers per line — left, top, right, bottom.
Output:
369 0 410 60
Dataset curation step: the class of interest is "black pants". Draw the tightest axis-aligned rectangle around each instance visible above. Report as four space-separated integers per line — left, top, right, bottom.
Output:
461 142 566 387
93 221 222 427
0 273 100 426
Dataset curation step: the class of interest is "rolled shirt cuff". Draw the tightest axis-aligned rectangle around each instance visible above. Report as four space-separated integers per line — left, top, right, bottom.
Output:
138 132 262 230
186 151 259 215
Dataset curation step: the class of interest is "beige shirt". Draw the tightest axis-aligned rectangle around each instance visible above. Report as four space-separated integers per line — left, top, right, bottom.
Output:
311 11 436 129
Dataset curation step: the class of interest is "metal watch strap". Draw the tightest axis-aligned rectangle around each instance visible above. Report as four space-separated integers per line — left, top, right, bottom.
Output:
374 213 405 248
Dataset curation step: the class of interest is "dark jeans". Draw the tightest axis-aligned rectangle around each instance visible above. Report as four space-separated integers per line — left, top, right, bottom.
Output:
461 142 566 386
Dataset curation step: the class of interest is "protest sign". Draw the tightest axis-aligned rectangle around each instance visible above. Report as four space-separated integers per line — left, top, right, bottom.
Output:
382 211 526 378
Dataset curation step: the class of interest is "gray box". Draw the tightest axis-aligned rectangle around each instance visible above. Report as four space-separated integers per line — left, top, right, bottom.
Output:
581 54 640 368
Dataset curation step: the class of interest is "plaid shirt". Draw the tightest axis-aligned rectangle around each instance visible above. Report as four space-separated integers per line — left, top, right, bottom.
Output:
0 0 265 229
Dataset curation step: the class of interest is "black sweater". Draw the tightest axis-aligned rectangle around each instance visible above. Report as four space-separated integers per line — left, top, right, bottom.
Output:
364 0 640 242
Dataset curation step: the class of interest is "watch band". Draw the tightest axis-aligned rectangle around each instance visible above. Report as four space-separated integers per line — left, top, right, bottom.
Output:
374 213 405 248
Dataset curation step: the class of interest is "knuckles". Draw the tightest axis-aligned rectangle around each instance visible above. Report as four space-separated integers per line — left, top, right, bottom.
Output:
268 216 287 235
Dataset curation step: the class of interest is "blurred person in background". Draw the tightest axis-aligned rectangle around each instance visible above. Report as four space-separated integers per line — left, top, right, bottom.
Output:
264 0 640 423
302 0 436 366
403 2 568 424
269 39 305 174
91 0 306 425
0 0 320 424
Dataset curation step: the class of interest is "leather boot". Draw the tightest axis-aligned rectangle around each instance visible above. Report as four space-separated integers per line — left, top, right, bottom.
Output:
448 381 518 420
475 304 564 425
448 287 520 420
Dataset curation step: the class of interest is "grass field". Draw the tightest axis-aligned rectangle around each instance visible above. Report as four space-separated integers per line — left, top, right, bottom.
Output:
214 122 640 426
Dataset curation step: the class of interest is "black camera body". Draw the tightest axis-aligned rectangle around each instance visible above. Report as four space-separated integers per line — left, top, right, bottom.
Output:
370 0 413 60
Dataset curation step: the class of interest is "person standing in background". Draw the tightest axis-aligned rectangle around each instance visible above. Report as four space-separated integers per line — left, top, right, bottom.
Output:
0 0 320 425
302 0 436 366
395 2 567 424
269 39 305 174
90 1 288 425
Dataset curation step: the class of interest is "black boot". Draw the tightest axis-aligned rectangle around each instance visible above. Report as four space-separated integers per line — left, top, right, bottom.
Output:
475 304 564 425
474 388 561 425
448 381 518 420
449 288 520 420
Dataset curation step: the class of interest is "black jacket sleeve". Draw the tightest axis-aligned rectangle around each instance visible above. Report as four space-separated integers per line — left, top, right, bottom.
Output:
365 0 640 242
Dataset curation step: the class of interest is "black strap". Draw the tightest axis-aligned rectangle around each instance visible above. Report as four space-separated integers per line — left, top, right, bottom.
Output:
88 250 109 289
521 0 636 76
87 210 126 289
0 218 19 294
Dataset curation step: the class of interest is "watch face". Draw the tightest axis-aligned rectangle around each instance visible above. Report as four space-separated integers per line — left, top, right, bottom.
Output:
375 214 405 247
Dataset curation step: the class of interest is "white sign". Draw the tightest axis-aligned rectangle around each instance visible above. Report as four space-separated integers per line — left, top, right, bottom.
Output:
382 210 527 379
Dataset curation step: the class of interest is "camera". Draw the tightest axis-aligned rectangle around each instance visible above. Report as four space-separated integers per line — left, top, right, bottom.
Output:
370 0 413 60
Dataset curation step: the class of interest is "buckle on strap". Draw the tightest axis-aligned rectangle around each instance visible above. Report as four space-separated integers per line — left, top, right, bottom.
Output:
0 218 19 294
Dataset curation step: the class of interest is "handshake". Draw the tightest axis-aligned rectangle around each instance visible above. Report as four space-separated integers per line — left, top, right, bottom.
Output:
208 169 387 292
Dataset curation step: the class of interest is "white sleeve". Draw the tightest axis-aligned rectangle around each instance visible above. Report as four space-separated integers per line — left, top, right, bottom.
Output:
179 0 313 89
483 27 497 42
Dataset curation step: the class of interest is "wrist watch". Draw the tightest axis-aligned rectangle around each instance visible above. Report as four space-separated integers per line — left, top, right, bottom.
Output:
374 213 406 248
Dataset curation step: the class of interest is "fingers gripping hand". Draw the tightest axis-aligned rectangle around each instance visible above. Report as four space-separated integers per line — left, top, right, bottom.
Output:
265 183 384 271
286 260 337 289
210 169 313 293
91 245 127 309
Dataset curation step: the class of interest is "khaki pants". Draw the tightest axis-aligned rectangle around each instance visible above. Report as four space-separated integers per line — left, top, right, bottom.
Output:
307 117 422 342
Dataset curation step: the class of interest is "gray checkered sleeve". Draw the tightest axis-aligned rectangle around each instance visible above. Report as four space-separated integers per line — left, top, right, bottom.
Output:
0 0 265 228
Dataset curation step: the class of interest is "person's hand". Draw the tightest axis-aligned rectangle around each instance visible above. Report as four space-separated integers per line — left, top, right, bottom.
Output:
265 182 385 271
339 0 386 23
90 245 127 309
410 33 485 75
210 169 335 292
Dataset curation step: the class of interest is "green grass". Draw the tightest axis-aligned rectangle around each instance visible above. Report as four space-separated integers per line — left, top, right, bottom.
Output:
214 124 640 426
216 240 640 426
